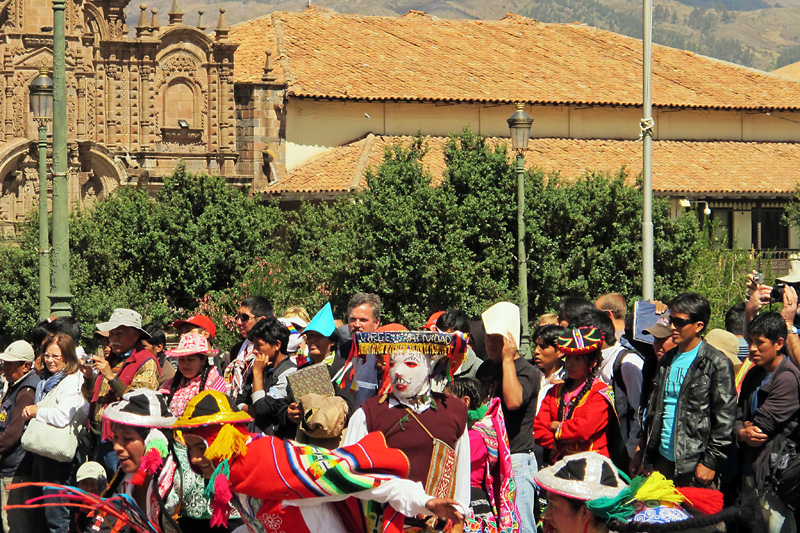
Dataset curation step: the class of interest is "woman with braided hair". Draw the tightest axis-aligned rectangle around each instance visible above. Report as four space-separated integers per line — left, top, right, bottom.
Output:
87 388 180 533
534 326 616 464
158 333 233 532
446 377 520 533
159 333 225 417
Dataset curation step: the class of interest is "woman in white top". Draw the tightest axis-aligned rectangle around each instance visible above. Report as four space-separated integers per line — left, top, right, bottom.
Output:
22 333 88 533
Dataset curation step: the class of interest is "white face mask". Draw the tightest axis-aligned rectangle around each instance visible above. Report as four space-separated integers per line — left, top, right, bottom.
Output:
389 349 430 401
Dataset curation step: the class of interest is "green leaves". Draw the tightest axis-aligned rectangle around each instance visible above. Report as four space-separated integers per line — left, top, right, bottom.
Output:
0 131 723 348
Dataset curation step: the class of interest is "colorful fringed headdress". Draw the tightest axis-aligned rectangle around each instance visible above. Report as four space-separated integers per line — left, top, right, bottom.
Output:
102 389 176 486
338 330 467 396
173 390 253 528
556 326 604 356
534 452 724 524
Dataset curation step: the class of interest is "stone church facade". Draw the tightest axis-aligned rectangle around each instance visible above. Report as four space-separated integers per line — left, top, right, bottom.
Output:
0 0 240 235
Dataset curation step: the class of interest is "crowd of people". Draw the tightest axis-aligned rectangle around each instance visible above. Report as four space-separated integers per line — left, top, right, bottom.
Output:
0 270 797 533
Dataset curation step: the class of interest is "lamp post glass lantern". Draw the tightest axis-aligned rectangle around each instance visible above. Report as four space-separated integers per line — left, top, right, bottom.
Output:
30 68 53 320
507 102 533 357
507 102 533 150
30 69 54 121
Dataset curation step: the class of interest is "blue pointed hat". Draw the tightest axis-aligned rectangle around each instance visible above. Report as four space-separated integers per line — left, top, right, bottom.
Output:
305 302 336 337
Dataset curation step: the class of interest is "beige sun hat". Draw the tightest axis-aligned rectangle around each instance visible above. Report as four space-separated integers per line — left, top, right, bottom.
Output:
705 328 741 369
96 308 149 336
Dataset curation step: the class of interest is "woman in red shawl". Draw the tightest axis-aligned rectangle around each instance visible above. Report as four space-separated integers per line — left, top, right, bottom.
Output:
534 327 615 463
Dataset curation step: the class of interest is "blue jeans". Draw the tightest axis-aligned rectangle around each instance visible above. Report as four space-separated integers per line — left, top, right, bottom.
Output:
31 454 73 533
511 451 538 533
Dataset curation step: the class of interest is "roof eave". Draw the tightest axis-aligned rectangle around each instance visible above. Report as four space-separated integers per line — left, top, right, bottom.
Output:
281 93 800 112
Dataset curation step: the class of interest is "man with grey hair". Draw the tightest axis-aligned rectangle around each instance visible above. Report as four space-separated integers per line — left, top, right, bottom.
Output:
336 293 382 406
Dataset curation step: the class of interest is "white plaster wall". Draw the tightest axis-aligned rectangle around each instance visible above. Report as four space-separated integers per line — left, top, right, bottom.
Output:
655 108 743 141
283 99 800 171
743 113 800 142
569 107 641 139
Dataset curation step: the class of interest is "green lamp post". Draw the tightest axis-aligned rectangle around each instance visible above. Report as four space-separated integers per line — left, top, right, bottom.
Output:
49 0 72 316
30 68 53 320
507 102 533 357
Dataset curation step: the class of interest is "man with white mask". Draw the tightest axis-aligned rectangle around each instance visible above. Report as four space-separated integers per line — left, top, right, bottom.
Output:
343 331 471 528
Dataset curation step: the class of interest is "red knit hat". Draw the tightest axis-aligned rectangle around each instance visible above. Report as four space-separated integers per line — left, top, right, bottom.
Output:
173 315 217 339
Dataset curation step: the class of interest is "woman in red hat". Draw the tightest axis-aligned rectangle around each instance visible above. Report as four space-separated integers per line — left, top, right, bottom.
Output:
534 326 617 464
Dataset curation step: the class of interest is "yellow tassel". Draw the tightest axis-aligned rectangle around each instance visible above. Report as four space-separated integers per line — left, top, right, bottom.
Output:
634 472 685 505
205 424 248 461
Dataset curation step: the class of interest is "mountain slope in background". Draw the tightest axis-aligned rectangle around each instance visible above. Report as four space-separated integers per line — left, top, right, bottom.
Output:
135 0 800 71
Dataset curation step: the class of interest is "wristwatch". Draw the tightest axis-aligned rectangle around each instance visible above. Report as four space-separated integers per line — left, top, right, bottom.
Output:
788 324 798 335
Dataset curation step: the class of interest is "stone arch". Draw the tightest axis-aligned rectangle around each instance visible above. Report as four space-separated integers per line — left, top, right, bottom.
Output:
156 26 214 58
79 142 126 204
82 4 109 44
0 139 37 235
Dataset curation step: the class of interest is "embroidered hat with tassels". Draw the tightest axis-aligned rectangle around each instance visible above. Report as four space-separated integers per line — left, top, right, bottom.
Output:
535 451 724 525
337 331 466 396
555 326 604 356
102 389 176 486
173 390 253 528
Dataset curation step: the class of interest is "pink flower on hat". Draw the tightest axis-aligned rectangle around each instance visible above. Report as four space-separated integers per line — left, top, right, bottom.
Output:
165 332 219 358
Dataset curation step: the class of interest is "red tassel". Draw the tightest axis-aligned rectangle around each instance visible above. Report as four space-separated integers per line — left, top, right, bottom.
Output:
209 474 233 527
139 448 163 475
130 470 146 486
676 486 724 515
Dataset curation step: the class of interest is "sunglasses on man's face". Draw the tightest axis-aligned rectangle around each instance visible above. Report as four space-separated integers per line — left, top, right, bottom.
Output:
668 316 694 328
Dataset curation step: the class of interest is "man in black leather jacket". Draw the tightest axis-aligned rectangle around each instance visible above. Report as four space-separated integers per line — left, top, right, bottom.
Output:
635 293 736 487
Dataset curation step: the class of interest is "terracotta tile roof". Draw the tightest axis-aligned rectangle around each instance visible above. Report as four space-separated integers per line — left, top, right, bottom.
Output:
772 62 800 81
266 135 800 197
231 9 800 110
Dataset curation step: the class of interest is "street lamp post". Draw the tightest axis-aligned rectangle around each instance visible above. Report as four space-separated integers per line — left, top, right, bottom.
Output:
507 102 533 357
50 0 73 316
30 68 53 320
642 0 655 300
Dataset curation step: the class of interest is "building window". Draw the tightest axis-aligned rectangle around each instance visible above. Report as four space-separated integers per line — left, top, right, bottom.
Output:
710 208 733 249
752 207 788 250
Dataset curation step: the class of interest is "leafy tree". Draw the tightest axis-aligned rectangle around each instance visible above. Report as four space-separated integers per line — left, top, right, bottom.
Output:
283 136 487 327
0 222 38 341
524 169 702 315
0 165 284 347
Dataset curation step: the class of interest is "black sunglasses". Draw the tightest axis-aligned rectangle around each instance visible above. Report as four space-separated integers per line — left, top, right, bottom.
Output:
668 316 694 328
235 313 255 322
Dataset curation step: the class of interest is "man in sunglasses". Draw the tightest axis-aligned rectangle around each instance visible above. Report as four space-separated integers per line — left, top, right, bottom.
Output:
223 296 274 400
634 292 736 488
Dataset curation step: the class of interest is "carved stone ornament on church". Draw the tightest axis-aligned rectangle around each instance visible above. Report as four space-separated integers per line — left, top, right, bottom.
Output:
161 54 199 75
